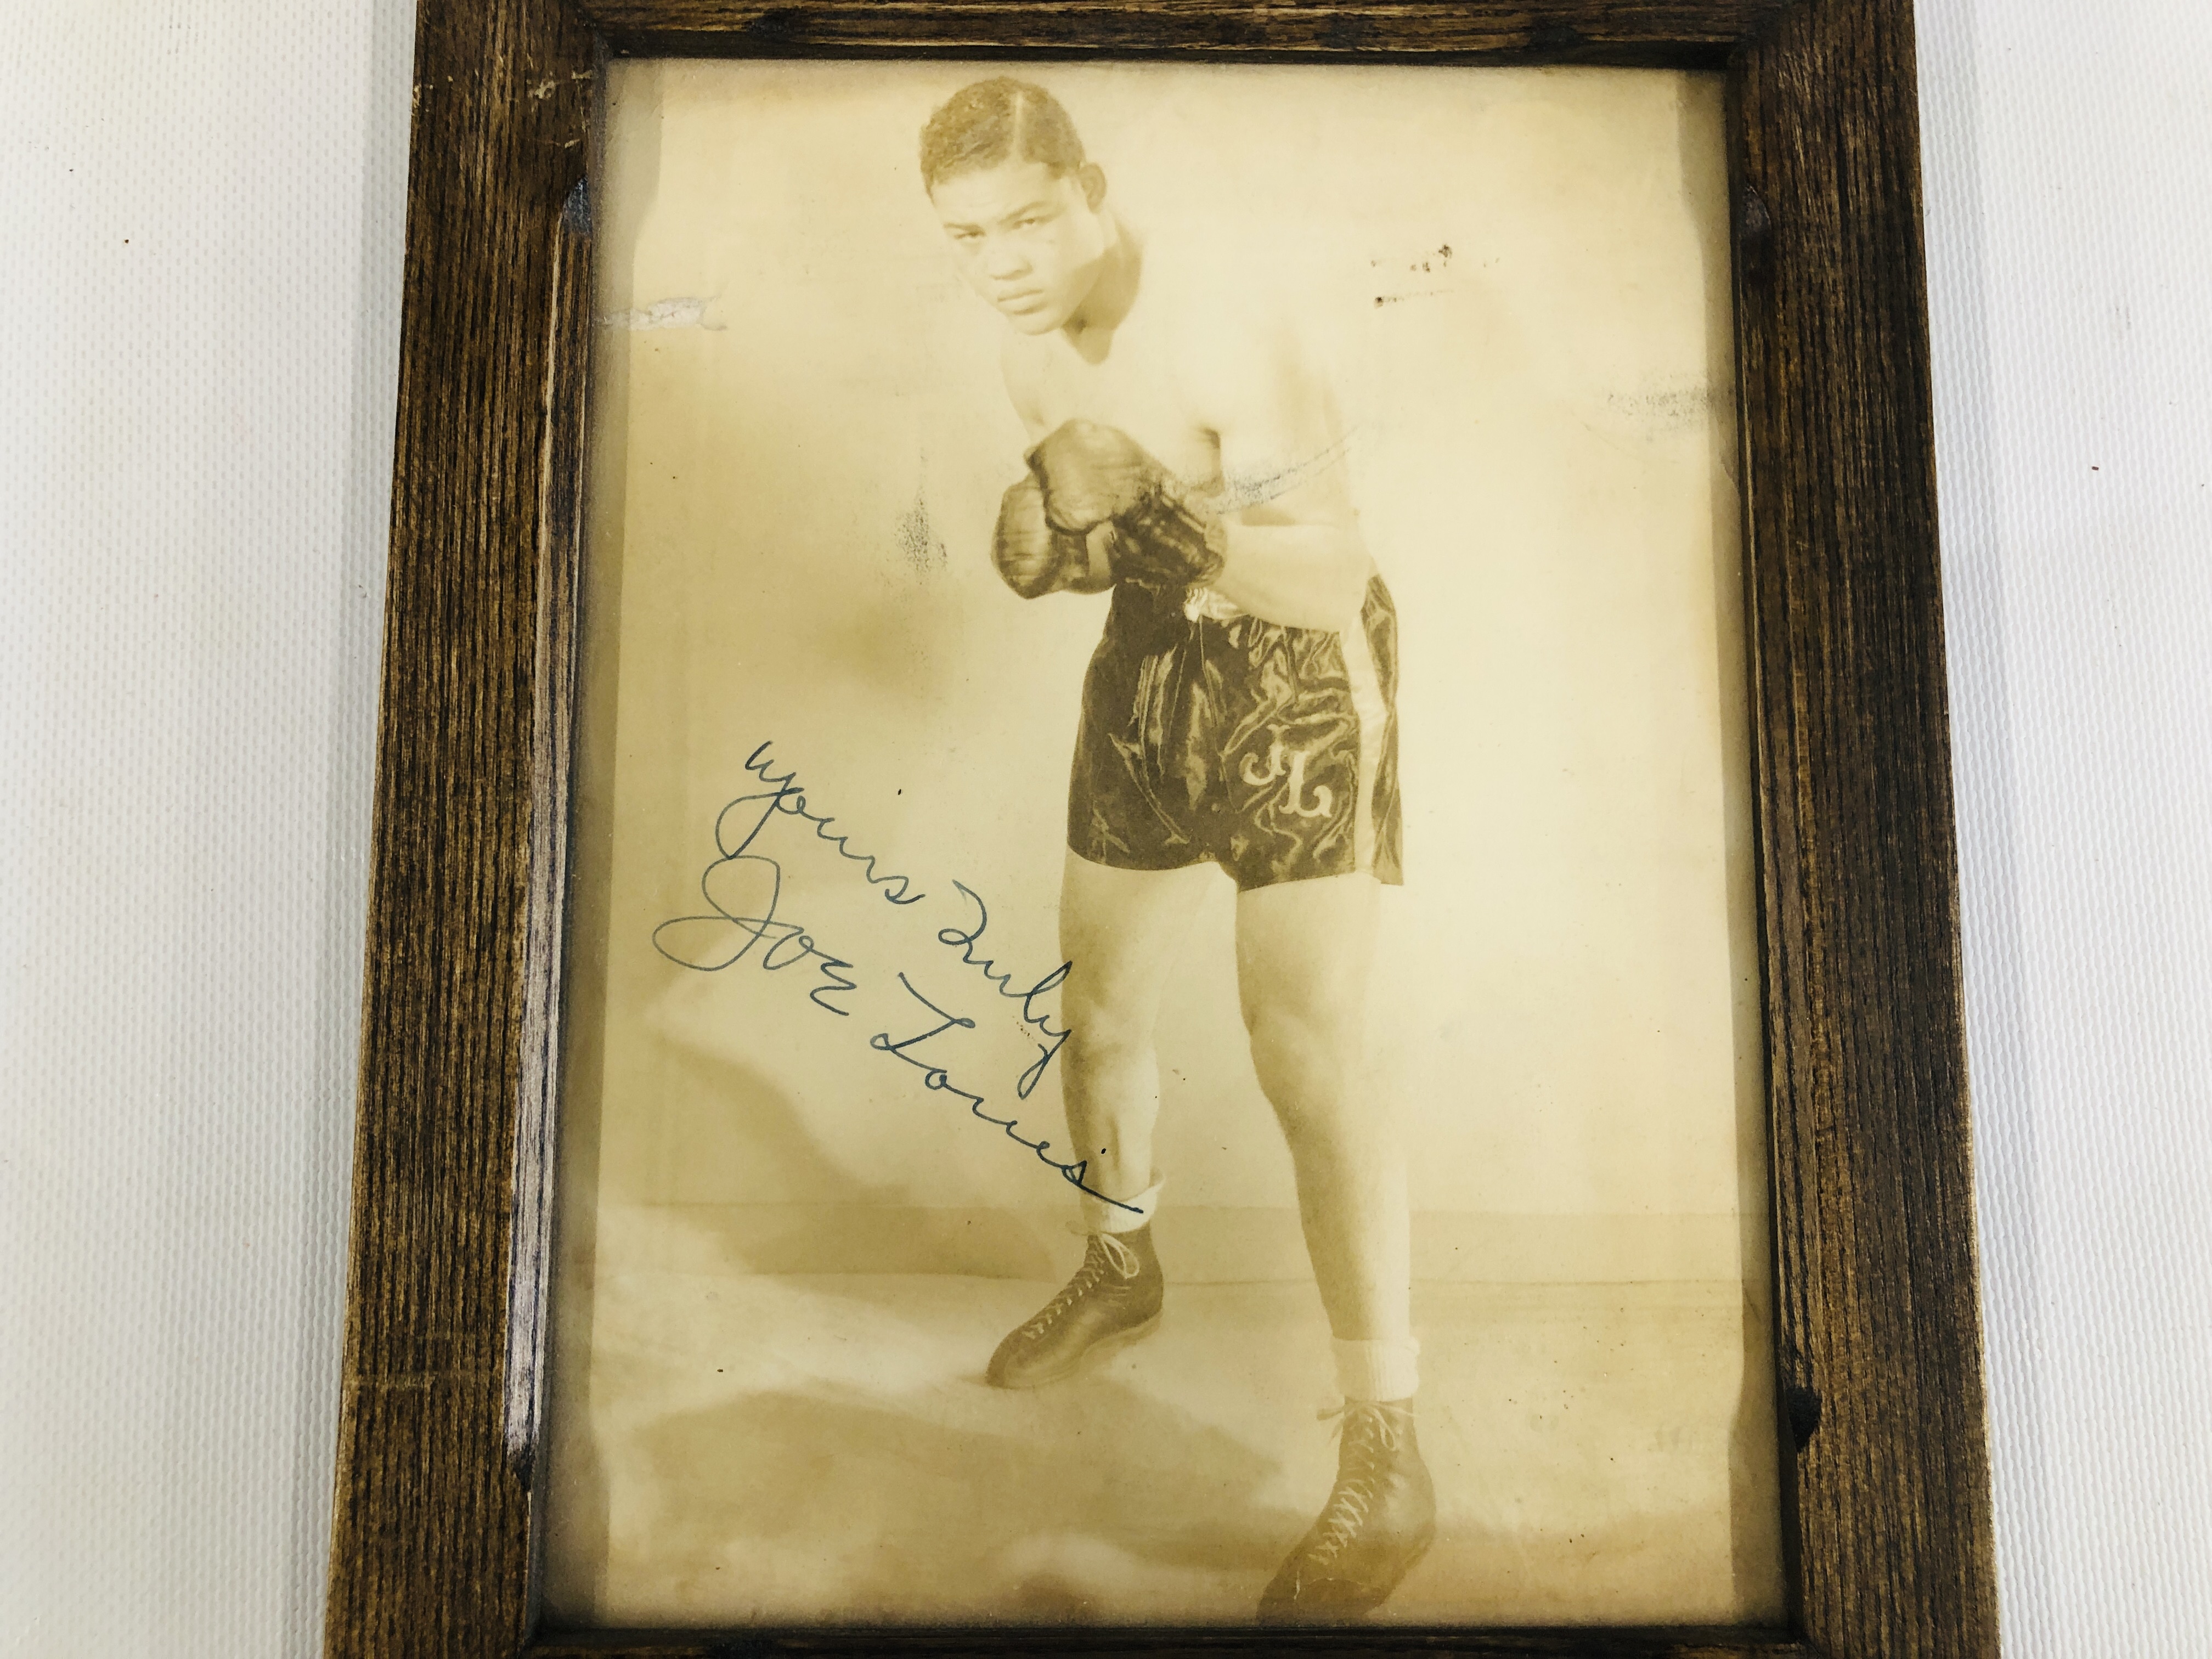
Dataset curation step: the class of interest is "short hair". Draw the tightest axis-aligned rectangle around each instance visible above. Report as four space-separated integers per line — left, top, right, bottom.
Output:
919 77 1086 192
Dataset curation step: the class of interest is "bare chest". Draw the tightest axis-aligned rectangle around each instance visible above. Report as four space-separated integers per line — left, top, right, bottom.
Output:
1022 328 1221 492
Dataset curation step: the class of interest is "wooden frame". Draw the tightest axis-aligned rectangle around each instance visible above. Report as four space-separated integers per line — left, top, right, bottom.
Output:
325 1 1996 1654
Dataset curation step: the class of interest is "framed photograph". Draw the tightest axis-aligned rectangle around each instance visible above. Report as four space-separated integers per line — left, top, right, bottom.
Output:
325 3 1997 1656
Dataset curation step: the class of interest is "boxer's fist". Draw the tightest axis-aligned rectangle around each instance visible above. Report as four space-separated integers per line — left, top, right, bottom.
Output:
1027 419 1169 533
992 477 1113 599
1102 492 1228 589
1030 420 1227 590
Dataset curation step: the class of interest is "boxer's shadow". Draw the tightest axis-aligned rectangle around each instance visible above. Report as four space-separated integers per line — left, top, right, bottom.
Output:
595 1376 1292 1625
549 1045 1068 1621
627 1043 1062 1279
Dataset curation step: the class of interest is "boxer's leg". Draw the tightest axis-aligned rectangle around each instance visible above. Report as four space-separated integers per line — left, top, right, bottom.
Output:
1239 870 1432 1619
985 852 1212 1389
1057 850 1216 1211
1233 870 1410 1351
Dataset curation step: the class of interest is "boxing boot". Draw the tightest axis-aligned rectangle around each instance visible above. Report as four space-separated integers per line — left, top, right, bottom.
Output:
1258 1397 1436 1621
985 1224 1163 1389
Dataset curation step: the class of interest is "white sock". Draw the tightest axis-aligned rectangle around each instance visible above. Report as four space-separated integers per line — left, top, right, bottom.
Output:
1080 1175 1163 1235
1333 1335 1421 1403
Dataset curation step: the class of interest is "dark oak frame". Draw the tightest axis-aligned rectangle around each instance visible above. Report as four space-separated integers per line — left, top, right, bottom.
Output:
326 2 1996 1655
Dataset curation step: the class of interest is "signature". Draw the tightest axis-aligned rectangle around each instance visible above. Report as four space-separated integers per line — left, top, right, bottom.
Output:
873 974 1135 1212
651 836 861 1016
651 741 930 1013
653 738 1104 1202
936 882 1071 1099
716 741 926 906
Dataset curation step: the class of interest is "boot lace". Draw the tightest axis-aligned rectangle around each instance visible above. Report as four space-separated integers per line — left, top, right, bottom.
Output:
1304 1400 1410 1564
1014 1230 1142 1341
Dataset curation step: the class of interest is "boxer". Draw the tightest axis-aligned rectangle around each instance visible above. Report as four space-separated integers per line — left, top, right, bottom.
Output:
923 76 1431 1620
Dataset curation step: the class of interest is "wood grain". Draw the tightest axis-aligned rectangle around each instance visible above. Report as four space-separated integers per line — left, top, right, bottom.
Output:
323 1 594 1654
525 1631 1810 1657
328 0 1997 1653
1732 0 2000 1653
577 0 1795 64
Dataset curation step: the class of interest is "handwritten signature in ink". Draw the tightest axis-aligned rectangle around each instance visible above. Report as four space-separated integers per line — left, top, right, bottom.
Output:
935 882 1071 1100
650 740 926 1015
712 741 927 907
653 738 1108 1204
873 974 1135 1212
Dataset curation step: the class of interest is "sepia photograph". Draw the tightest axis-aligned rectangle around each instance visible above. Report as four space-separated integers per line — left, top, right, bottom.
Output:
542 57 1780 1630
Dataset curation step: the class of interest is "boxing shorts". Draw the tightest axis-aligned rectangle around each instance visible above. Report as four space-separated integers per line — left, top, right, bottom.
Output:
1068 576 1403 890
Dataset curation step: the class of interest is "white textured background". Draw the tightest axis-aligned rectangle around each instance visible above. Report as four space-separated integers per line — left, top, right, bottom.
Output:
2 3 2206 1654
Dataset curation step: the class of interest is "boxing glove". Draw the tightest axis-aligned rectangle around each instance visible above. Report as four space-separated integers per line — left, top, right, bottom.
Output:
1028 419 1227 590
992 476 1113 599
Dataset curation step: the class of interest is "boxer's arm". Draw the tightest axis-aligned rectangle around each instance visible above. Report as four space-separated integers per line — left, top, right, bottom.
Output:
1201 321 1374 630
